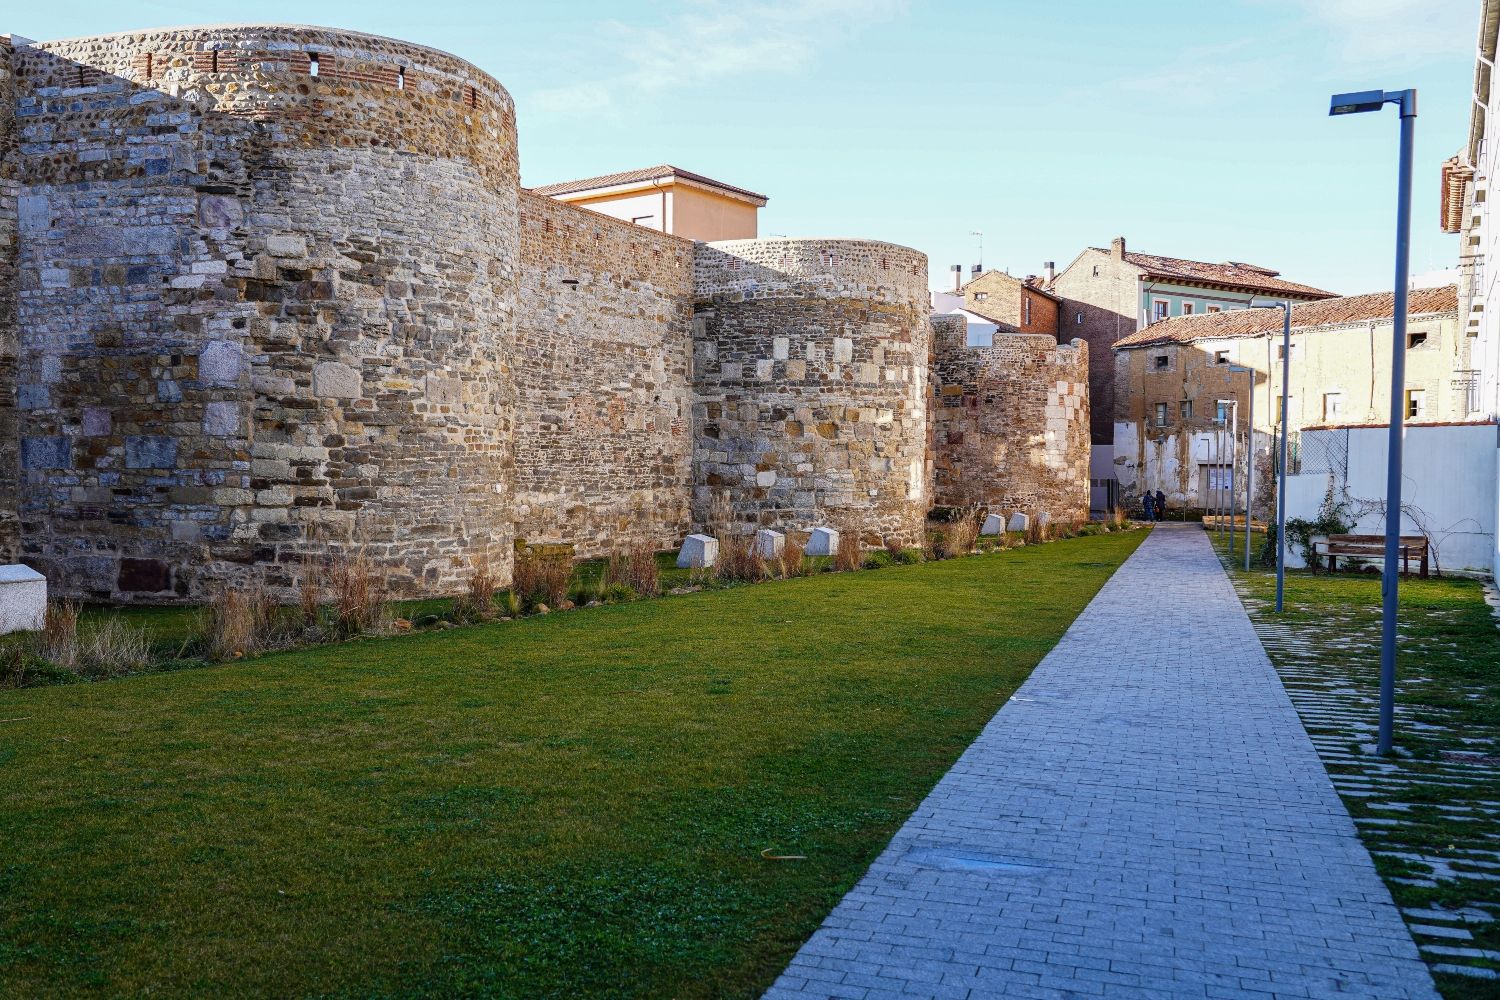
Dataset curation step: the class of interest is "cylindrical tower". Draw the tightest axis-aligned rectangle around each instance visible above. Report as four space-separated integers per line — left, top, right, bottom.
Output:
9 25 518 600
692 239 930 547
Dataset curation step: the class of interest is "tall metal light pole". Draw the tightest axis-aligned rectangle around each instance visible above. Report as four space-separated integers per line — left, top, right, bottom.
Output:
1229 365 1255 570
1330 88 1416 757
1247 301 1291 608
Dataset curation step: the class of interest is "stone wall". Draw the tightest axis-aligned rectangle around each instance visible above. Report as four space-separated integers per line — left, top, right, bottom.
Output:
514 191 694 556
7 26 518 600
0 37 17 561
691 239 931 545
929 315 1090 521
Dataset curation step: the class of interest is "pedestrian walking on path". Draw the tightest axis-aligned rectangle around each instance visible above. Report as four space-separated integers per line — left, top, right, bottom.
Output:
1155 488 1167 522
765 524 1437 1000
1141 490 1155 522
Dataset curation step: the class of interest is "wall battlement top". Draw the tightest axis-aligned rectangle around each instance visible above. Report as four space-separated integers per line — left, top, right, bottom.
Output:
695 238 928 307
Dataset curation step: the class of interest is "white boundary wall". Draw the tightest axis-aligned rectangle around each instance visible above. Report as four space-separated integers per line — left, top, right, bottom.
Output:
1284 423 1497 576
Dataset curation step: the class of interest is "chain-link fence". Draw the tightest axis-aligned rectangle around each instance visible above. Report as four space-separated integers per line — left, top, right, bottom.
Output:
1291 427 1348 483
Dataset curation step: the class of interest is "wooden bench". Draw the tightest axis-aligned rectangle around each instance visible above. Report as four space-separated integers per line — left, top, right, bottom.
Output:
1313 534 1429 578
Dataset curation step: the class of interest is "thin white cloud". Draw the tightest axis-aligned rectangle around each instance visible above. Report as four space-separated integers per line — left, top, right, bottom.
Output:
1280 0 1474 66
532 0 908 116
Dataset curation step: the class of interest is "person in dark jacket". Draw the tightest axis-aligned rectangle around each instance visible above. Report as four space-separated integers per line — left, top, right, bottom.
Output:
1155 490 1167 521
1142 490 1155 522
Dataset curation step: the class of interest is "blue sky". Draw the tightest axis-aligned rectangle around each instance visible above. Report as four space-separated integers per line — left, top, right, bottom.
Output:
16 0 1477 295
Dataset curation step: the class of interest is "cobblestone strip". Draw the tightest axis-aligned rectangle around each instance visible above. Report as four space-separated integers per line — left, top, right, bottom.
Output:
765 524 1437 999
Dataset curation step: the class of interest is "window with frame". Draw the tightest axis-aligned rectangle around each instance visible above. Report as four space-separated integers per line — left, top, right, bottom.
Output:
1075 311 1084 325
1179 400 1193 420
1182 302 1195 315
1092 265 1101 276
1206 304 1222 313
1407 331 1428 348
1155 402 1169 426
1277 343 1295 360
1215 399 1230 425
1152 299 1170 322
1322 392 1343 421
1023 297 1032 325
974 292 988 302
1214 349 1230 364
1153 354 1169 370
1406 389 1426 420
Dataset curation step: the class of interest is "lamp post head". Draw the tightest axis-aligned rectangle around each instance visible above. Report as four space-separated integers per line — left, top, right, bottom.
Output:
1329 88 1416 117
1329 90 1385 115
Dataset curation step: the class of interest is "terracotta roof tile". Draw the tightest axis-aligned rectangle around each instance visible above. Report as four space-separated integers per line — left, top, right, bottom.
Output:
530 164 768 203
1113 285 1457 349
1100 249 1337 298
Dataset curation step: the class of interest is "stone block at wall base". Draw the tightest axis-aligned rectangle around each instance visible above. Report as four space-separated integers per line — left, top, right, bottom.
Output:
1007 512 1030 533
807 527 839 556
980 514 1004 536
756 529 785 559
0 565 47 634
677 534 719 568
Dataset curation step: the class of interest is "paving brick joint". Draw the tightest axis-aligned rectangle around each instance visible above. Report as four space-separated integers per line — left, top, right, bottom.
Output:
765 524 1438 999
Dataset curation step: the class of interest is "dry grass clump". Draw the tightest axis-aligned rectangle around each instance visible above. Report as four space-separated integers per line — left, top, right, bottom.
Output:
298 554 324 627
329 549 388 637
1025 515 1050 546
605 547 660 598
451 557 499 623
205 583 280 660
513 549 572 611
833 525 862 572
26 600 152 679
715 532 767 582
777 535 808 578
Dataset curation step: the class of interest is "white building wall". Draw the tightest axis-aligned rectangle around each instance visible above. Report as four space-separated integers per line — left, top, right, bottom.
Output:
1283 424 1498 575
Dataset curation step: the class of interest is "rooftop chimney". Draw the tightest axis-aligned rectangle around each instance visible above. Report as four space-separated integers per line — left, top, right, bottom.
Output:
950 264 962 292
1111 237 1126 261
1043 260 1056 283
971 263 982 279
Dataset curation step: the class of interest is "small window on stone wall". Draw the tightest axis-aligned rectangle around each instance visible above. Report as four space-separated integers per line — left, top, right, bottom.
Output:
145 53 153 79
1155 402 1169 426
1179 400 1193 420
1076 311 1084 325
397 66 407 90
309 53 321 77
1153 354 1169 370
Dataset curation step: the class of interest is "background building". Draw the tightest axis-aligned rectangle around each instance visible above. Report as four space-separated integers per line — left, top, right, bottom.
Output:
1112 286 1465 523
531 164 767 242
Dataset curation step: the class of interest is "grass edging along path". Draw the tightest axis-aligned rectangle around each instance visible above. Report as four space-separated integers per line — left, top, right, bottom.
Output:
0 530 1145 1000
1209 531 1500 1000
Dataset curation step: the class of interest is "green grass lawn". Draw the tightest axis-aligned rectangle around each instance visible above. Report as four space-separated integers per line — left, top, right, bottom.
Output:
1208 530 1500 998
0 530 1145 1000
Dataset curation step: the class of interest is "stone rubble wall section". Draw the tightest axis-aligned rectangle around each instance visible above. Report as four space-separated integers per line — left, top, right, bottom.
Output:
514 191 695 557
0 37 17 561
691 239 932 546
929 313 1090 522
7 26 518 600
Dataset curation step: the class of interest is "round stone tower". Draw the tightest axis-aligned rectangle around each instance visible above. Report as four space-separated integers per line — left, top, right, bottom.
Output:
9 25 518 600
691 239 931 547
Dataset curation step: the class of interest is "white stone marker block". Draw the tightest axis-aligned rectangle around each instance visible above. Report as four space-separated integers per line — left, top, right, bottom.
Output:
1037 512 1052 530
806 526 840 556
1007 512 1030 533
0 565 47 634
980 513 1004 536
756 529 785 559
676 534 719 569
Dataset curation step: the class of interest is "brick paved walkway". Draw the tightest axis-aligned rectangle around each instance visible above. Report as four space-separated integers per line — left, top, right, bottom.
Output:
766 525 1437 1000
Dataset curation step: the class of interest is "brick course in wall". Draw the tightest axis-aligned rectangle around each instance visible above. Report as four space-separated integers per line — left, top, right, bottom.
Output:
928 314 1090 521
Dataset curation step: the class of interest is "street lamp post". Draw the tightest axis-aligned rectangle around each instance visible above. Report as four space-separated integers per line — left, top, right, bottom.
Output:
1246 301 1291 609
1229 399 1240 558
1229 365 1255 570
1330 88 1416 757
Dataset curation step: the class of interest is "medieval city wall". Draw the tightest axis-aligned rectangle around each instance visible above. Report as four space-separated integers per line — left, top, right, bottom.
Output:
0 23 1096 602
691 239 931 546
8 26 518 601
514 191 694 556
0 36 17 562
929 315 1090 521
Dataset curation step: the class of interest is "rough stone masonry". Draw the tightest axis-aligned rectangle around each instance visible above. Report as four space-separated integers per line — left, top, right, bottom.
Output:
0 24 1090 602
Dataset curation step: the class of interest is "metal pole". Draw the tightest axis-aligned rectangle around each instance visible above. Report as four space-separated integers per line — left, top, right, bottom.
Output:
1378 93 1416 756
1276 303 1291 612
1245 366 1255 570
1230 400 1238 558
